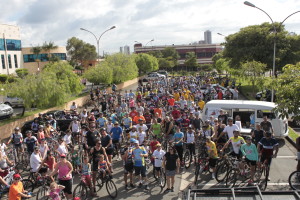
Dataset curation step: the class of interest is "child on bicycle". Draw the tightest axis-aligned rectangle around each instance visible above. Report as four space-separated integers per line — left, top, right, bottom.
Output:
70 146 80 174
81 156 95 196
98 155 112 179
49 182 65 200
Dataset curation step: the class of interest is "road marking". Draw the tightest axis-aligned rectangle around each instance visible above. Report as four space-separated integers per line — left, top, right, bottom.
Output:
195 182 290 186
276 156 297 159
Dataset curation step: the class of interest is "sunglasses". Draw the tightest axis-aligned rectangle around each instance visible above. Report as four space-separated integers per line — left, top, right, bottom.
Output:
14 178 20 180
61 156 66 158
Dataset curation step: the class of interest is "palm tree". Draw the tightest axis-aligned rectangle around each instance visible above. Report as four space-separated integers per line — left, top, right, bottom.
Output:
31 46 42 72
42 41 58 61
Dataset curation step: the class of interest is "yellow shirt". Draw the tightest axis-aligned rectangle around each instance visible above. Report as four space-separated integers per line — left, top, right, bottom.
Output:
198 101 205 110
183 93 189 100
174 92 180 101
206 141 218 159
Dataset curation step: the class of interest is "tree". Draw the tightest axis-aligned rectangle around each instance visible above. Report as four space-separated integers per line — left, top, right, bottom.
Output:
161 47 179 68
240 61 266 94
15 69 29 78
66 37 97 68
223 22 300 70
266 63 300 120
42 41 58 61
135 53 159 74
158 58 173 69
31 46 42 71
147 50 163 58
104 53 138 84
83 63 113 85
4 61 84 109
215 58 230 74
184 52 198 70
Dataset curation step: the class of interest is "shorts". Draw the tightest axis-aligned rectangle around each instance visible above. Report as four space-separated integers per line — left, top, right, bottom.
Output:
124 163 134 174
154 167 161 171
59 179 72 195
165 170 176 177
105 147 114 156
230 151 242 159
112 139 120 145
245 158 257 166
208 158 218 168
92 162 99 171
14 144 22 149
134 166 146 177
72 132 80 136
260 155 272 166
82 175 92 186
39 167 48 174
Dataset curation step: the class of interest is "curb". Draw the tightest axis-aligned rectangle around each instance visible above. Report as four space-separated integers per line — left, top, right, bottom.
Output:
286 135 297 149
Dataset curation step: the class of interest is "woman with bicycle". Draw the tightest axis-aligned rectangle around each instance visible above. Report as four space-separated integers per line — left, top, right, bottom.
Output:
163 145 180 193
50 153 73 200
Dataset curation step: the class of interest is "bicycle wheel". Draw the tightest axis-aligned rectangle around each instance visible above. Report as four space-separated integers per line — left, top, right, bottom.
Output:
225 169 237 188
36 186 49 200
194 164 200 185
22 179 34 192
160 168 166 188
106 179 118 199
95 176 104 192
184 150 191 169
216 163 230 183
259 166 269 191
289 171 300 190
73 183 88 200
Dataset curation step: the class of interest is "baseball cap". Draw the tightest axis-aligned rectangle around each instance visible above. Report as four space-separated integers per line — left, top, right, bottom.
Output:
60 153 66 158
13 174 21 179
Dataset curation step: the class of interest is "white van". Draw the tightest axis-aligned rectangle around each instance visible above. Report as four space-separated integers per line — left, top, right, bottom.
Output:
202 100 289 138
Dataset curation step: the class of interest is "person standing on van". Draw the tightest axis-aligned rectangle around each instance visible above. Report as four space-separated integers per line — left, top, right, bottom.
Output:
218 110 228 125
217 117 240 140
260 116 273 135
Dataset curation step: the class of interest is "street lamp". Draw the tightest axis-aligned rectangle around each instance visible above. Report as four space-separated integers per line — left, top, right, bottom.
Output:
217 33 227 37
244 1 300 102
145 39 154 46
80 26 116 58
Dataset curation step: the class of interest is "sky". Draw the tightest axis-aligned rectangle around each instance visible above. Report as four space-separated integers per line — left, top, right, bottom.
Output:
1 0 300 54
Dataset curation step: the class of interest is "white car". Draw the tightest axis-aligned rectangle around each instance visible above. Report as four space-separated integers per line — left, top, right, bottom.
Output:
3 96 24 107
0 103 13 119
146 72 166 80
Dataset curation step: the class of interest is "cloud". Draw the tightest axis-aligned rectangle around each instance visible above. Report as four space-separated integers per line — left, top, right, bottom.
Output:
0 0 300 53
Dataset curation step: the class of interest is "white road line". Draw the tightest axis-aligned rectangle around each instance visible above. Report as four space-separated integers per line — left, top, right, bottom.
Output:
195 183 290 186
276 156 297 158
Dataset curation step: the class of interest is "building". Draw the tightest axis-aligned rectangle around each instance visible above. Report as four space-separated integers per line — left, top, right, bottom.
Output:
22 46 67 73
120 47 123 53
124 45 130 55
134 43 222 65
0 24 22 74
204 30 212 44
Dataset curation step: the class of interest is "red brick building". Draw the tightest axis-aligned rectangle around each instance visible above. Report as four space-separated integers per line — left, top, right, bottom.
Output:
134 43 223 65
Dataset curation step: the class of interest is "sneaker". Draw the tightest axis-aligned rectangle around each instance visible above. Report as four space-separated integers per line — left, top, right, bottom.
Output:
138 183 143 188
130 183 136 188
164 188 171 193
144 185 149 190
171 186 174 192
267 177 271 181
125 184 129 190
212 173 215 179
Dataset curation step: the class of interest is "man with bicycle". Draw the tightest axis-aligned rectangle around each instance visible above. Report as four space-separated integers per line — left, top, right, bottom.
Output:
7 127 23 162
110 122 123 161
257 131 279 177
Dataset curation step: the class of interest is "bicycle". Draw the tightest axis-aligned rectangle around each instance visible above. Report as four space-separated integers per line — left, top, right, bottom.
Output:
194 153 210 185
289 170 300 190
73 175 91 200
95 170 118 199
35 175 55 200
152 158 166 188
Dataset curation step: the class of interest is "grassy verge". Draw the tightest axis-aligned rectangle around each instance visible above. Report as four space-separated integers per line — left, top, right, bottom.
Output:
288 127 299 142
233 77 259 100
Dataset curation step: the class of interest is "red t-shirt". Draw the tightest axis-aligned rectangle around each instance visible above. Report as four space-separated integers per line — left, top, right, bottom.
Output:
129 111 138 119
168 98 175 106
150 141 160 152
172 110 181 120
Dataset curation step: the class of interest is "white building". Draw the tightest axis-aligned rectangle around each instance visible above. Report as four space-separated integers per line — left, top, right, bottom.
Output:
0 24 22 74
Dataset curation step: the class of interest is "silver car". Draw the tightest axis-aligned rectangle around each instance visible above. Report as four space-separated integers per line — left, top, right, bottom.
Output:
0 103 13 119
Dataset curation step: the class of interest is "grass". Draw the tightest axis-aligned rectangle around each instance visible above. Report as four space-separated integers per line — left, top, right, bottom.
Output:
288 127 299 142
233 77 260 100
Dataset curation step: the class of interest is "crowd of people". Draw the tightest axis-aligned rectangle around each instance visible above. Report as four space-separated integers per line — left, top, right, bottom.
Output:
0 74 280 199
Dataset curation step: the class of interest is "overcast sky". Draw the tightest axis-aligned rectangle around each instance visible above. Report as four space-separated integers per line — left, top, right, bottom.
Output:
1 0 300 54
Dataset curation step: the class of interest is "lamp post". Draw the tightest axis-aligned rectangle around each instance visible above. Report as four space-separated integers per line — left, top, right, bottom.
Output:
244 1 300 102
145 39 154 46
80 26 116 59
217 33 227 37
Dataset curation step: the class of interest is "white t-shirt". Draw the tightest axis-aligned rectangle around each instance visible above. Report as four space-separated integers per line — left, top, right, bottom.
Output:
138 131 146 145
186 132 195 144
30 153 41 172
63 134 72 145
57 144 68 154
223 124 240 138
136 124 148 132
70 104 77 110
0 143 6 156
136 106 144 115
129 131 138 139
153 149 166 167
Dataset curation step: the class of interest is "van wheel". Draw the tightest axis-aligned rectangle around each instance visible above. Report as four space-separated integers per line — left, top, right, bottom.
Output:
4 102 12 107
294 119 300 127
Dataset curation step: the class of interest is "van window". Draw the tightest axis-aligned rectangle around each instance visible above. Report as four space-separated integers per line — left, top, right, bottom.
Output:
257 110 276 119
232 108 255 128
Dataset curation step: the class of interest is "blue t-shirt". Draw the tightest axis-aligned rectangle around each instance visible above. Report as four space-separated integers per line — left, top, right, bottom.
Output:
110 126 123 140
97 117 107 127
110 114 118 124
132 147 147 167
173 132 184 146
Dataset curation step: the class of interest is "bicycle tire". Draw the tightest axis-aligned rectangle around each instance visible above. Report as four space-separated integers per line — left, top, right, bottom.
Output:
160 168 167 188
184 150 191 169
194 164 200 185
73 183 88 200
225 169 237 188
289 171 300 190
216 162 230 183
260 165 269 191
106 179 118 199
36 185 49 200
95 176 104 192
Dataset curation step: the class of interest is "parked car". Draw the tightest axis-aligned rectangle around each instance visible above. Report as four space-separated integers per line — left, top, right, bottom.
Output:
21 110 73 135
0 103 13 119
3 96 24 107
143 72 166 81
157 70 168 77
256 89 276 102
200 84 235 97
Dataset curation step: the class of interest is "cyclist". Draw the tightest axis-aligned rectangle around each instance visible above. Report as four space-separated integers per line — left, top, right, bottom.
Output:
172 126 184 168
122 113 132 129
68 117 81 143
8 173 32 200
152 143 165 183
218 117 240 140
241 136 259 185
0 151 12 188
257 131 279 170
7 127 24 161
23 130 38 157
123 140 135 190
110 121 123 161
132 140 149 190
100 128 114 165
80 156 95 196
163 145 180 193
137 127 146 146
49 182 66 200
151 118 163 143
185 126 196 163
98 154 112 179
221 129 245 159
206 136 218 179
96 112 107 128
129 126 138 140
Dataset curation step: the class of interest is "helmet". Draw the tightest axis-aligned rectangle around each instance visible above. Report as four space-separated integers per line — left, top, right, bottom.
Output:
39 125 44 129
130 138 136 143
14 127 20 131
